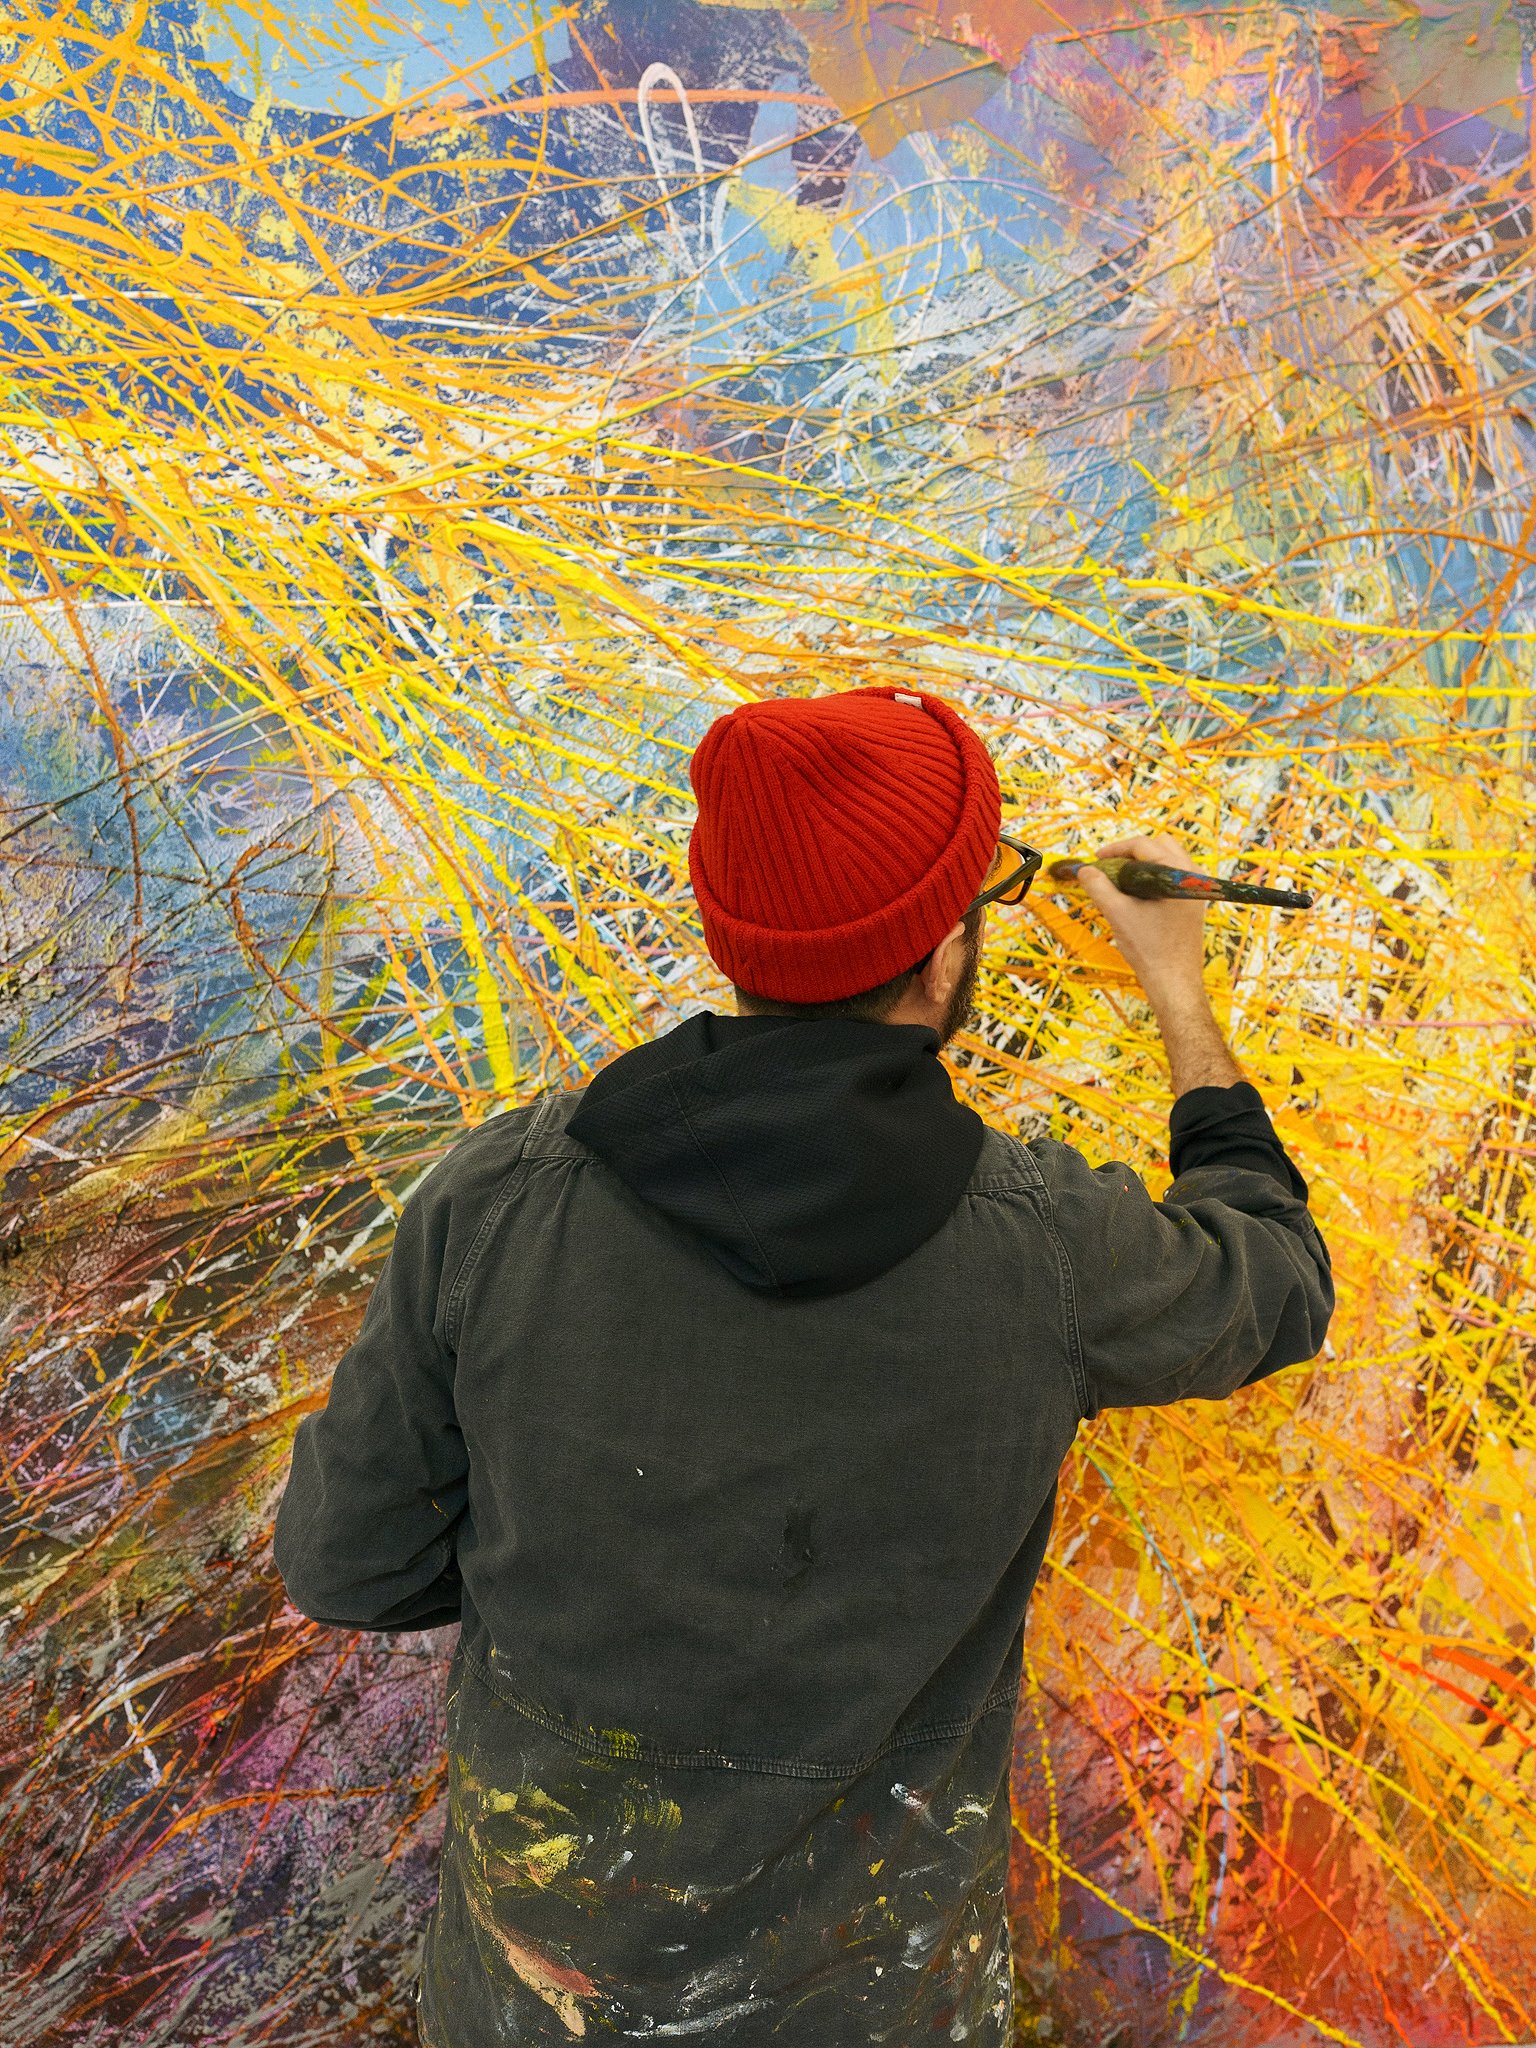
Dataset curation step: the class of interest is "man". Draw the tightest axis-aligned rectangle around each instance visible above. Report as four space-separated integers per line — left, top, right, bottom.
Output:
275 684 1332 2045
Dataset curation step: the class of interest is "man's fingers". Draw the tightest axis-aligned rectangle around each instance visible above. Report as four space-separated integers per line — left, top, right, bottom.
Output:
1075 866 1120 913
1064 832 1198 904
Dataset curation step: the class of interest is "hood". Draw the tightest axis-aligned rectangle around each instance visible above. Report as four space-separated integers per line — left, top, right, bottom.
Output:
565 1012 986 1299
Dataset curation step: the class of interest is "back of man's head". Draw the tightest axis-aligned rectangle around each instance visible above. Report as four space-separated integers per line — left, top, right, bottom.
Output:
688 686 1000 1022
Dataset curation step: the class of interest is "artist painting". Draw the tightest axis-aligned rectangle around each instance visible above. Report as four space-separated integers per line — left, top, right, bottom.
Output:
275 685 1333 2043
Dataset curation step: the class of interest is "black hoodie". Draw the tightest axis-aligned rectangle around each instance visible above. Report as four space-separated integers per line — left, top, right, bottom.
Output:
568 1012 1304 1295
567 1013 989 1296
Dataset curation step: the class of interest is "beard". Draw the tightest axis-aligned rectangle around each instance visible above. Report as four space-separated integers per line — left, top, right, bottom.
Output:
936 919 983 1048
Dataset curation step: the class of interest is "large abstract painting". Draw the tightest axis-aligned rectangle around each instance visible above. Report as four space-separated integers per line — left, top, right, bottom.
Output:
2 0 1533 2039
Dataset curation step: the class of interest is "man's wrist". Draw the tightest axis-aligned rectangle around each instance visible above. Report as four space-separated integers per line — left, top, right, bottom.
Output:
1144 980 1242 1096
1143 975 1215 1042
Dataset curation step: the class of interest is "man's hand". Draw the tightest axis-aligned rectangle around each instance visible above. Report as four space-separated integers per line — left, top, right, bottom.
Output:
1076 832 1243 1097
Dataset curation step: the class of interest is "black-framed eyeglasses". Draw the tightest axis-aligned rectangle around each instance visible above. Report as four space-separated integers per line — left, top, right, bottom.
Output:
965 835 1043 916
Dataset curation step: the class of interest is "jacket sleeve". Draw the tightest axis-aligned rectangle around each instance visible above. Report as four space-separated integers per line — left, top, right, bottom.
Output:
1034 1088 1334 1414
273 1177 467 1630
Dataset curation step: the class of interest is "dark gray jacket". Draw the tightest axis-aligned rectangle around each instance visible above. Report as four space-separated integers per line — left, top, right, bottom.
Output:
274 1013 1332 2045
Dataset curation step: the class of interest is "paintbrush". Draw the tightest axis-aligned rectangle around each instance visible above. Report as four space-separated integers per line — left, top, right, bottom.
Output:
1048 856 1314 912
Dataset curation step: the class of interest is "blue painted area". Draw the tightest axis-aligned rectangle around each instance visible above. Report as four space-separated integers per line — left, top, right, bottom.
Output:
0 584 700 1114
197 0 570 118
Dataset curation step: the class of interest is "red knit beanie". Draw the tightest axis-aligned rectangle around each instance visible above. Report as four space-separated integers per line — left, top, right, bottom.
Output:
687 684 1001 1004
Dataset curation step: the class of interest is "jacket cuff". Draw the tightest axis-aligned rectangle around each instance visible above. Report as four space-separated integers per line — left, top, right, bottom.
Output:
1168 1081 1307 1201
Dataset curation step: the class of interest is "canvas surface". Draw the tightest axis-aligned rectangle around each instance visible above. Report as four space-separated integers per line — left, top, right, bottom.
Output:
1 2 1533 2041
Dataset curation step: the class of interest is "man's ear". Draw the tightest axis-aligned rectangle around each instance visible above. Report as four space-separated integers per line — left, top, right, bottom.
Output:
920 921 966 1004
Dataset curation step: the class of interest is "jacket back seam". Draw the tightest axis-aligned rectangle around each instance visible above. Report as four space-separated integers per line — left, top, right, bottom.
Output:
442 1092 560 1351
461 1646 1019 1780
1002 1134 1094 1421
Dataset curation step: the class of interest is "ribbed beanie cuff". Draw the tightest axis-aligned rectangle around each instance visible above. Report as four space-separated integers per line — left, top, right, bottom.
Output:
687 685 1001 1004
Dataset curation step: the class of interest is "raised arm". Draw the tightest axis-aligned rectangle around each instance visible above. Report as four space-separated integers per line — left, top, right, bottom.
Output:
1076 831 1242 1099
1043 831 1333 1411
